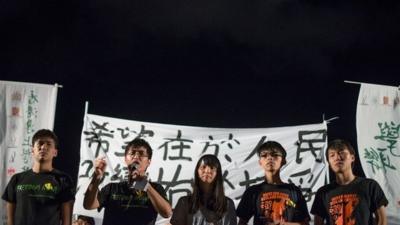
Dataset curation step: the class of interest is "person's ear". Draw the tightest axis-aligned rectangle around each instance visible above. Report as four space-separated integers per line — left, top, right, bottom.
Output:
281 158 287 167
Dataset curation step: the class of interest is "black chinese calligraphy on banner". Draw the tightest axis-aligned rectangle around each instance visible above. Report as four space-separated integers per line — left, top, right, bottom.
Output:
74 113 328 225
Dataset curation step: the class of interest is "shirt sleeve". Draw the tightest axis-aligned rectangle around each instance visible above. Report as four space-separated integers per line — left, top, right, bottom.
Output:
98 183 112 211
170 197 188 225
1 174 18 203
58 174 75 203
369 179 388 212
151 182 168 201
236 187 255 222
310 187 327 219
293 186 310 222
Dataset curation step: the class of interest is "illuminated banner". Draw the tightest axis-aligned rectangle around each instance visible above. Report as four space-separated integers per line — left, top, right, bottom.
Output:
356 83 400 225
0 80 58 225
74 113 328 224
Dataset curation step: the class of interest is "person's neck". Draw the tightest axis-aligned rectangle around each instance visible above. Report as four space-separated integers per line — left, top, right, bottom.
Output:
32 162 53 173
335 170 356 185
264 172 283 184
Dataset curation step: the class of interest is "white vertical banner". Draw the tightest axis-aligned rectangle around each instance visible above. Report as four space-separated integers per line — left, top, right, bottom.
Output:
74 113 328 224
356 83 400 225
0 80 58 225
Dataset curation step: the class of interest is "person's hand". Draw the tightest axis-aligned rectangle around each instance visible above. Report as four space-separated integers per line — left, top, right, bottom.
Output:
93 157 107 180
130 175 150 191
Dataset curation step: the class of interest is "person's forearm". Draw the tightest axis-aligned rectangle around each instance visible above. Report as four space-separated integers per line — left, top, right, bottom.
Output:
83 174 101 209
375 206 387 225
61 200 74 225
377 214 387 225
6 202 15 225
146 184 172 218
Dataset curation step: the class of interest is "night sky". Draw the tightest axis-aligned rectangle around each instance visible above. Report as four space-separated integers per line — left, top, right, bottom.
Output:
1 0 399 183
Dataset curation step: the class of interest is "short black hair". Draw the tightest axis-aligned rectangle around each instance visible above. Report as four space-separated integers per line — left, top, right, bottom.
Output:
326 139 355 160
124 138 153 159
257 141 287 159
32 129 59 148
77 215 95 225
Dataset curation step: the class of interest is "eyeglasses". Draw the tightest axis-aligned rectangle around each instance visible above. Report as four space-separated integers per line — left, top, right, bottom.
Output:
127 150 148 159
259 151 283 158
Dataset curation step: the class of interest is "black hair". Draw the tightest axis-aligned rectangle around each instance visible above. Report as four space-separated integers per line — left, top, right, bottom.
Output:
257 140 287 159
124 138 153 159
326 139 355 161
190 154 227 220
32 129 59 148
77 215 95 225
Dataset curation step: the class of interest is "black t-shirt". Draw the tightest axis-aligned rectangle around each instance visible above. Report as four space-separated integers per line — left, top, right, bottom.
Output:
311 177 388 225
98 181 168 225
236 181 310 225
1 169 75 225
170 196 237 225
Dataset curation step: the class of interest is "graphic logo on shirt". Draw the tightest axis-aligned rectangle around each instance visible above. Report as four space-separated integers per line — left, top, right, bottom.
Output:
16 183 59 194
259 192 294 223
112 193 149 210
43 183 54 191
329 194 359 225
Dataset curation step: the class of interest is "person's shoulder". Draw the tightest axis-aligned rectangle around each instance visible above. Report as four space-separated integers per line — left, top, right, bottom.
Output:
51 168 70 176
175 195 191 207
356 177 382 188
109 181 125 188
357 177 375 183
11 169 33 180
284 183 303 193
99 181 123 193
225 196 235 205
49 169 74 181
177 195 190 202
13 169 32 177
315 182 336 194
248 181 265 190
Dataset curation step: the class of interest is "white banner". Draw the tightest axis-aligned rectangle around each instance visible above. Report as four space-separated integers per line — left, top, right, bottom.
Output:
74 113 328 224
356 83 400 225
0 80 58 225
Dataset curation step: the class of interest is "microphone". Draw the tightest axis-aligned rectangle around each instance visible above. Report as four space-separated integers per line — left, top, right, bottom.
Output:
128 162 139 171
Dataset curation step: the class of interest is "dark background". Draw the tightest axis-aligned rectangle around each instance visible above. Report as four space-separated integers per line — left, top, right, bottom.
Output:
1 0 399 184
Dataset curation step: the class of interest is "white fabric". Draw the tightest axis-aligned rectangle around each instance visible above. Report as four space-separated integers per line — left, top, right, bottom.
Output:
0 80 58 224
356 83 400 225
75 113 328 224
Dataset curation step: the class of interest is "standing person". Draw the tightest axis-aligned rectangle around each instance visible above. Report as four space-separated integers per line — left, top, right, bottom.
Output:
236 141 310 225
83 138 172 225
170 154 237 225
2 129 75 225
311 139 388 225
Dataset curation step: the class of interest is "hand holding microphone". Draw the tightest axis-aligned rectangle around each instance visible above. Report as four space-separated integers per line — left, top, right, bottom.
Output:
128 162 150 191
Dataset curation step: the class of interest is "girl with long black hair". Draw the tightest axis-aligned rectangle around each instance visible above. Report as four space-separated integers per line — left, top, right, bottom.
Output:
170 154 237 225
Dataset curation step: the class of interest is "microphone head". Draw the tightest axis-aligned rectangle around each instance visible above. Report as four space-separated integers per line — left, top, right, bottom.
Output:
128 162 139 171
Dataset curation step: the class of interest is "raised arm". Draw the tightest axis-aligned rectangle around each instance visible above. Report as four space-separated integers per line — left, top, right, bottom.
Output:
83 157 106 210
